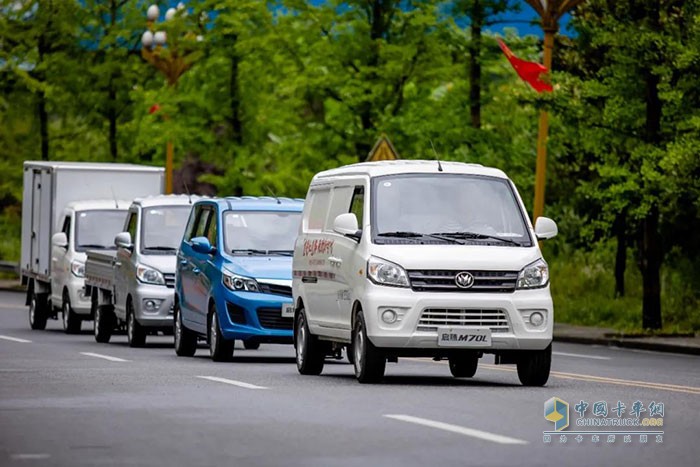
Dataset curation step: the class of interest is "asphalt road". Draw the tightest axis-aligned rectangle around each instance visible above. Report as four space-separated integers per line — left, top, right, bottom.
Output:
1 290 698 466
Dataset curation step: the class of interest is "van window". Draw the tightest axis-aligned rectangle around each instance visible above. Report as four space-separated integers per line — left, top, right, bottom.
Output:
194 207 213 239
325 186 353 231
183 206 200 242
307 189 330 231
205 210 218 247
349 186 365 227
125 212 137 239
61 215 71 239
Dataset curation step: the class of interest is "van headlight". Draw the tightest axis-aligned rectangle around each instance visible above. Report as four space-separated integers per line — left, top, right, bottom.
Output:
136 264 165 285
516 259 549 289
367 256 410 288
71 261 85 278
223 272 260 292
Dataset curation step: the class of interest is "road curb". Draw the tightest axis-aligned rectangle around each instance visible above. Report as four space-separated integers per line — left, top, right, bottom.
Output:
553 335 700 356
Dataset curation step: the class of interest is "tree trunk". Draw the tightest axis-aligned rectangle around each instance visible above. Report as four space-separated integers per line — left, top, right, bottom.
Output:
468 0 483 129
614 212 626 297
639 206 662 329
37 33 49 161
228 34 242 145
108 78 118 160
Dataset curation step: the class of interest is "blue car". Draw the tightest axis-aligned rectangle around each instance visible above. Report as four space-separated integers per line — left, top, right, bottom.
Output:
174 196 303 361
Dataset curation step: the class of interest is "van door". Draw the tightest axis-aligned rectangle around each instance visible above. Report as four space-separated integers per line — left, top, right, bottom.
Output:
51 213 72 305
180 204 214 331
114 209 138 320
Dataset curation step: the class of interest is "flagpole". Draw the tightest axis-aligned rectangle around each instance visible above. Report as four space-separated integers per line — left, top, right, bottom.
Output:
532 28 555 222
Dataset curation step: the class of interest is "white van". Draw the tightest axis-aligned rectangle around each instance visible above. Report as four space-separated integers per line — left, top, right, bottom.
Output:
292 160 558 385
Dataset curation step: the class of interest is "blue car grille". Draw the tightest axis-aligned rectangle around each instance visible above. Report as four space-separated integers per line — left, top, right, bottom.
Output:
258 283 292 298
226 302 247 324
256 307 293 330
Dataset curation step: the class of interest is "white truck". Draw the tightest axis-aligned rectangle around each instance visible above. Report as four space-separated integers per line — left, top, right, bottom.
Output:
85 195 195 347
21 162 164 331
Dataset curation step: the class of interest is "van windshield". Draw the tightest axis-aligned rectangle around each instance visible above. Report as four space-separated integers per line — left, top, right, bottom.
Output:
141 206 192 254
75 210 126 251
225 211 301 255
372 174 531 246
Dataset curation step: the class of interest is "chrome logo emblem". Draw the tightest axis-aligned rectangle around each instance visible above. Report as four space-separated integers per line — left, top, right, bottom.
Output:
455 271 475 289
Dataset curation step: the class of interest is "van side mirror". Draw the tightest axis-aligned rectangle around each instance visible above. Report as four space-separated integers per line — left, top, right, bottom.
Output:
191 236 215 255
333 213 362 242
114 232 133 250
534 217 558 240
52 232 68 249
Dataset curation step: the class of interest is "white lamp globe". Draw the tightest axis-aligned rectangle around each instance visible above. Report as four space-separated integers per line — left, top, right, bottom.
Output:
146 4 159 21
165 7 176 21
141 30 154 48
154 31 167 46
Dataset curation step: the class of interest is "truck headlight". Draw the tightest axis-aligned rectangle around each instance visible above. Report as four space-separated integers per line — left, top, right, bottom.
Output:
136 264 165 285
223 272 260 292
71 261 85 278
367 256 410 288
516 259 549 289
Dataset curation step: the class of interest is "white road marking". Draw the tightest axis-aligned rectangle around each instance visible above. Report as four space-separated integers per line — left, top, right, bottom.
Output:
384 414 528 445
552 351 610 360
0 335 32 343
196 376 268 390
11 453 51 460
80 352 129 362
0 304 21 309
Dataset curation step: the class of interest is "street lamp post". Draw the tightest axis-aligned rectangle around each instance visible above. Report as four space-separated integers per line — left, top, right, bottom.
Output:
524 0 585 221
140 3 202 194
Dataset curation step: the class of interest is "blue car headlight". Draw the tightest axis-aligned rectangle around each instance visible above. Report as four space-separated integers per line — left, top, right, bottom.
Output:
223 272 260 292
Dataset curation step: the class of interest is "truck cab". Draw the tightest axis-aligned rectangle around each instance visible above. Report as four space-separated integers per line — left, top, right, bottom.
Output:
88 195 195 347
50 200 129 333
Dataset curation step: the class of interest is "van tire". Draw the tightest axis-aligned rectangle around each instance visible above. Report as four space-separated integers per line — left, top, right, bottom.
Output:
295 309 325 375
127 302 146 348
352 312 386 384
517 344 551 386
448 352 479 378
62 293 81 334
174 302 196 357
208 306 234 362
28 292 48 331
94 305 114 343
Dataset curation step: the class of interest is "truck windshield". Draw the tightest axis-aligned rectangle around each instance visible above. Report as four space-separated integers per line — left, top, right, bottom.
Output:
141 205 192 254
224 211 301 255
372 174 532 246
75 210 127 252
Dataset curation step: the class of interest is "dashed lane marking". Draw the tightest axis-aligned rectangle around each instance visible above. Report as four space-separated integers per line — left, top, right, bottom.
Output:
80 352 130 363
0 335 32 343
552 351 611 360
196 376 268 390
384 414 528 445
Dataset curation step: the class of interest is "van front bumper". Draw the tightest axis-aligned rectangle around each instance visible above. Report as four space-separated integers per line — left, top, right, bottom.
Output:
67 276 92 316
361 284 553 351
132 284 175 328
216 290 294 343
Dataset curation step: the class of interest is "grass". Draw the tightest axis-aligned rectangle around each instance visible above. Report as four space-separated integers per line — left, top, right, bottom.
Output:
548 241 700 334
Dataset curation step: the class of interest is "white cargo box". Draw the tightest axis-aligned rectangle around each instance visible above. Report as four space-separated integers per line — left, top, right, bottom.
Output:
21 162 164 282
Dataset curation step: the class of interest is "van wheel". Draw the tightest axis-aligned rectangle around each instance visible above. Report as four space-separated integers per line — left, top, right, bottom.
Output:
352 312 386 384
28 292 48 330
243 340 260 350
174 302 196 357
295 309 326 375
346 345 355 365
127 302 146 348
448 352 479 378
62 293 81 334
517 344 551 386
94 305 114 343
208 306 234 362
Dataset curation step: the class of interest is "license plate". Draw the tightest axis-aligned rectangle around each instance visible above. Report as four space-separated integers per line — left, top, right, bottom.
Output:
437 328 491 347
281 303 295 318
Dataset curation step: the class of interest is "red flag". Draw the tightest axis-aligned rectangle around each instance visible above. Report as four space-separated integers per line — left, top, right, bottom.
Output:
497 39 553 93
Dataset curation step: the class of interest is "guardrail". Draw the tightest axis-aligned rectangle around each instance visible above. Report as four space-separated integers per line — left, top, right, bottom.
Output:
0 261 19 275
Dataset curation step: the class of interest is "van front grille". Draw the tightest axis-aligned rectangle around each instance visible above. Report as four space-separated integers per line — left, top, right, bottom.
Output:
417 308 510 333
163 273 176 289
408 270 518 293
258 283 292 298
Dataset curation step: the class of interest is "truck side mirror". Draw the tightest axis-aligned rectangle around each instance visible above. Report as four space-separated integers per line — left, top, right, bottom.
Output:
534 217 558 240
191 236 215 255
333 213 362 242
114 232 133 250
52 232 68 249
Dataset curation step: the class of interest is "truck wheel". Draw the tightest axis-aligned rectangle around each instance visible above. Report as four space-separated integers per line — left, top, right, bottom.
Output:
517 344 552 387
28 292 48 331
208 306 234 362
352 311 386 384
62 294 81 334
94 305 114 343
174 302 196 357
295 309 326 375
127 304 146 348
243 340 260 350
448 352 479 378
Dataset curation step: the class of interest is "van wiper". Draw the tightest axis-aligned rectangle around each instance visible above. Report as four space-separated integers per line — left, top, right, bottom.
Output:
79 244 108 249
232 249 269 255
377 231 463 244
268 250 294 256
145 246 177 251
432 231 521 246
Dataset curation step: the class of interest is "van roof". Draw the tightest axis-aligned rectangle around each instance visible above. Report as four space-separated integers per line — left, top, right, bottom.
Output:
196 196 304 211
23 161 164 173
132 194 199 208
64 199 132 211
313 160 508 181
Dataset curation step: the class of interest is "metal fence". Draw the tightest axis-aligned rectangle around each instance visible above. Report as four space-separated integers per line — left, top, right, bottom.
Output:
0 261 19 275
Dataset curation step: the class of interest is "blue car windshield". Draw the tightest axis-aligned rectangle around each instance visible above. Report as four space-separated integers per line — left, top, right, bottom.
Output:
224 211 301 255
